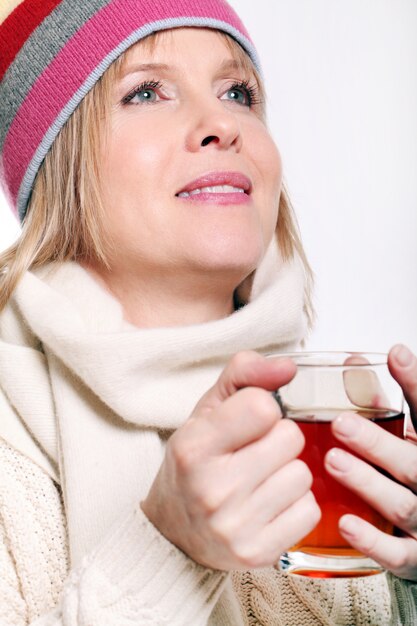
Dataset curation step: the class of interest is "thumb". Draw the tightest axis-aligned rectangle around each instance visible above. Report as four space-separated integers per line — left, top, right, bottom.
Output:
388 344 417 432
192 350 297 416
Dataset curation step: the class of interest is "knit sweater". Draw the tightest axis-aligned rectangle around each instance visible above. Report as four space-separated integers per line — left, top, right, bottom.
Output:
2 435 417 626
0 253 416 625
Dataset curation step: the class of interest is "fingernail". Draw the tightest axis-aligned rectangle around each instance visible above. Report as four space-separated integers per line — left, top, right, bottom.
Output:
327 448 353 472
334 413 359 438
393 344 413 368
339 515 360 537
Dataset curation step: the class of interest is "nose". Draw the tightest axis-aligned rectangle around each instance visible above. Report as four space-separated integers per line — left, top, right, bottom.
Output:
185 98 243 153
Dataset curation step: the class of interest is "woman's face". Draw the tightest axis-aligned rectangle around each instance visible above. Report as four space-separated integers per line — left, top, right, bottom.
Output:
101 27 282 287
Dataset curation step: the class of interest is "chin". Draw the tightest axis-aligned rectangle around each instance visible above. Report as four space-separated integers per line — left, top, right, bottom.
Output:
205 226 263 254
192 244 263 277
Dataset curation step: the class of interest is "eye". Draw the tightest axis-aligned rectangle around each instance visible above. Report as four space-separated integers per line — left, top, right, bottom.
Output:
122 80 162 105
221 80 261 107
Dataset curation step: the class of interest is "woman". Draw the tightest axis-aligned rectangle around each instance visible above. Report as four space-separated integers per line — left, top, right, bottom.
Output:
0 1 416 624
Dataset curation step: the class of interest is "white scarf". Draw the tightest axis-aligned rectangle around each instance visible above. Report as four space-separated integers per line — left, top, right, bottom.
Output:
0 242 307 566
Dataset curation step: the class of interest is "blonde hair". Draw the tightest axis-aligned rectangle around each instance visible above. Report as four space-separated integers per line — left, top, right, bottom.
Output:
0 30 314 326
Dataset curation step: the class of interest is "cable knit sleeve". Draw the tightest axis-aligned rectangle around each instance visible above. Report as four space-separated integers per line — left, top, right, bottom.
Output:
0 440 227 626
0 514 27 626
387 572 417 626
53 506 227 626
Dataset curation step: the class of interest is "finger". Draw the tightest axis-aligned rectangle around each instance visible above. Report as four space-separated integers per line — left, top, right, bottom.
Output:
261 491 321 565
209 459 312 545
184 417 305 514
339 514 417 580
331 412 416 490
231 418 305 490
192 351 296 416
343 355 389 409
405 415 417 443
230 491 321 569
325 448 417 535
388 344 417 426
243 459 313 526
192 385 282 455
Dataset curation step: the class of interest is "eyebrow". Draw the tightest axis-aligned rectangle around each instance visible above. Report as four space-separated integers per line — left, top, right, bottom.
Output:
120 59 249 79
120 62 172 78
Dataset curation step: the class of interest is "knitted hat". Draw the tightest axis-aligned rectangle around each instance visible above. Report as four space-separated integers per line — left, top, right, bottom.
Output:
0 0 260 222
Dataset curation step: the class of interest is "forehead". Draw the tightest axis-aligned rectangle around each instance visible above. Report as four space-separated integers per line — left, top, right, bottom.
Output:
118 27 256 76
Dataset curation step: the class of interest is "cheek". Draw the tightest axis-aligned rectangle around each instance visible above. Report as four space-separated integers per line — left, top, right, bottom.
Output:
250 128 283 234
258 134 282 193
246 119 282 193
99 121 173 249
102 118 169 203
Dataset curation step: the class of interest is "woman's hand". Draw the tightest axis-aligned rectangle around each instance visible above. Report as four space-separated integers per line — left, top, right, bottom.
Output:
325 344 417 580
142 351 321 571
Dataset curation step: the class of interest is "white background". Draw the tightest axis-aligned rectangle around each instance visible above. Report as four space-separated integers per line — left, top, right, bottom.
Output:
1 0 416 353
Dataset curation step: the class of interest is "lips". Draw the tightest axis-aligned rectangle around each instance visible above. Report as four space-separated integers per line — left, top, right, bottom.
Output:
175 171 252 198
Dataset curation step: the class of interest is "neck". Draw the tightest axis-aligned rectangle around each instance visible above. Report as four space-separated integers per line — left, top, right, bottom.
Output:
81 262 240 328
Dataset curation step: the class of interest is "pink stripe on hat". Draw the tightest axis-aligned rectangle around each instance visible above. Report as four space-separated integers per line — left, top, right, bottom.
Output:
1 0 258 219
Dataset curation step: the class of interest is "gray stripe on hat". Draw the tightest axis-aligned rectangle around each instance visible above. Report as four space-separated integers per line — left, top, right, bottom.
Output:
0 0 113 151
17 16 260 221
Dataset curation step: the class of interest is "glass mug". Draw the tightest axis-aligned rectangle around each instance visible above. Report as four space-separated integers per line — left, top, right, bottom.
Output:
270 352 405 578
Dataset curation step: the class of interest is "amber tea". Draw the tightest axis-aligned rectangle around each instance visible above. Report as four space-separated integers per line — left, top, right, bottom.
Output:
289 409 404 576
273 351 405 578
